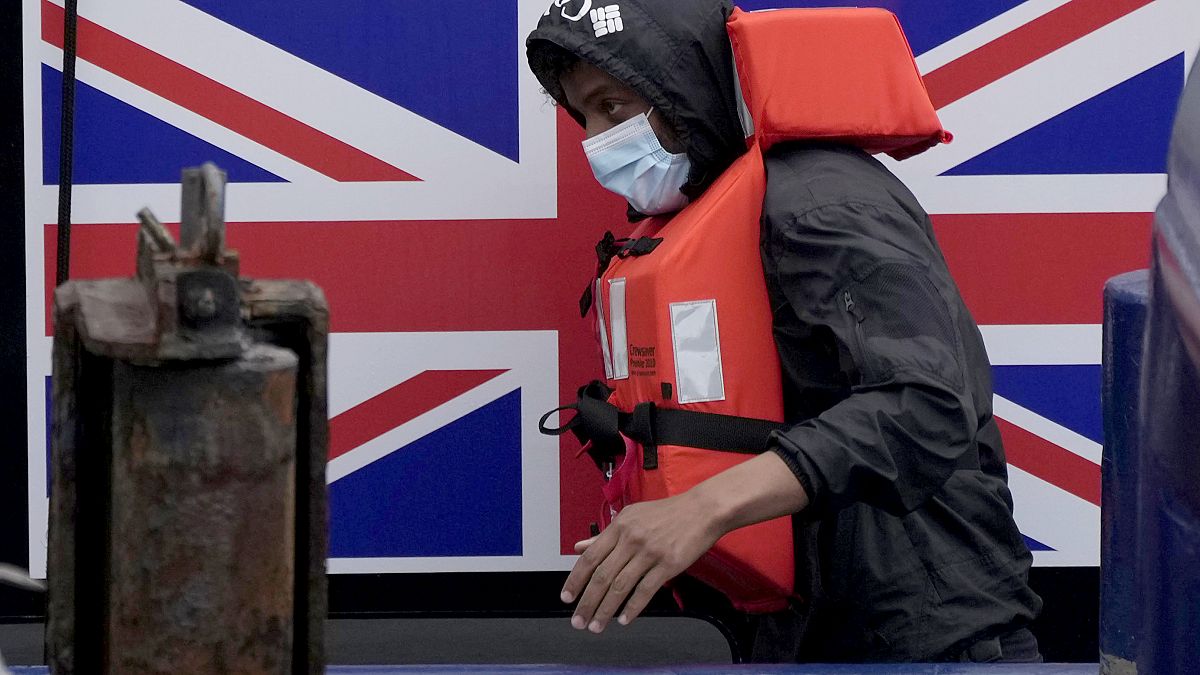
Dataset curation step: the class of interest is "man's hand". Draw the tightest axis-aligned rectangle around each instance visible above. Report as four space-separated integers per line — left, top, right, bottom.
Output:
562 490 722 634
560 451 810 633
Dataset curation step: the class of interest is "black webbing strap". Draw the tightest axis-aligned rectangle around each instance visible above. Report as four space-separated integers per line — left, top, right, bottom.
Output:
636 406 782 454
539 381 625 466
539 381 983 473
578 232 664 317
578 232 627 318
539 381 784 471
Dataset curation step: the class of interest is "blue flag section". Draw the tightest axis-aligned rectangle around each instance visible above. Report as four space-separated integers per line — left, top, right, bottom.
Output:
179 0 521 162
946 54 1186 176
329 389 524 559
1023 535 1054 552
41 65 284 185
992 365 1103 444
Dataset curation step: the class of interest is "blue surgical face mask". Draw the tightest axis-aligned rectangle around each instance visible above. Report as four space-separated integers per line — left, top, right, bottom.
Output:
582 110 691 216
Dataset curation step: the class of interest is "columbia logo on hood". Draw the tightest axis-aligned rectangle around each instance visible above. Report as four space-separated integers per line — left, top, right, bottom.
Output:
544 1 625 38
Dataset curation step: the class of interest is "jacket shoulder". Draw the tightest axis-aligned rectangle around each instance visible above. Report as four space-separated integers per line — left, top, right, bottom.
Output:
762 143 921 223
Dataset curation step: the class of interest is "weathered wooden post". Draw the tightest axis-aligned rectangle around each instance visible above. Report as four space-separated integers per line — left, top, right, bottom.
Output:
48 163 329 675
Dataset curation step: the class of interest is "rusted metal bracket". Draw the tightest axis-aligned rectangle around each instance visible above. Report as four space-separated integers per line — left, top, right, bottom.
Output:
48 163 329 675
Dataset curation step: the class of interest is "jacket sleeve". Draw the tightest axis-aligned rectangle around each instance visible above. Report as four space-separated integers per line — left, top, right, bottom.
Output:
763 200 979 517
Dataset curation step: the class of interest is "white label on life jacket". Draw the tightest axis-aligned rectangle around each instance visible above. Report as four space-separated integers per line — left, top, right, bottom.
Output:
608 278 630 380
595 278 614 380
670 299 726 404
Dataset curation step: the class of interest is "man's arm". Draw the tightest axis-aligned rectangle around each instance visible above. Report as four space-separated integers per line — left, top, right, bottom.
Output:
561 451 808 634
761 200 980 517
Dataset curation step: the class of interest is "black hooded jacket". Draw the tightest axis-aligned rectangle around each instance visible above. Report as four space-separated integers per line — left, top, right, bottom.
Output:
529 0 1041 661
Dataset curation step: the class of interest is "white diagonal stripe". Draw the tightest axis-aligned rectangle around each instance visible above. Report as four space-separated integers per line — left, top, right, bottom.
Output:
908 174 1167 214
994 394 1102 464
326 370 525 484
41 43 329 185
897 0 1195 178
62 0 520 183
1009 465 1100 567
916 0 1075 73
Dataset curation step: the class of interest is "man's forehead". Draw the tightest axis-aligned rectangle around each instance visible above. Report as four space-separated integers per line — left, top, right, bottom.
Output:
561 61 640 105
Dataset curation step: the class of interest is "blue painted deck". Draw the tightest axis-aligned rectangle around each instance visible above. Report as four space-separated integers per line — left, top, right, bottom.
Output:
9 665 1099 674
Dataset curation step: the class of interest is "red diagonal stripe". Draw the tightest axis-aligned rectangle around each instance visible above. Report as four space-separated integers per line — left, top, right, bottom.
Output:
42 1 418 182
997 417 1101 506
329 370 509 461
923 0 1156 109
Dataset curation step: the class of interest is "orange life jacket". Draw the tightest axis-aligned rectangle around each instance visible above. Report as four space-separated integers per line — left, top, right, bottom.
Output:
544 7 949 614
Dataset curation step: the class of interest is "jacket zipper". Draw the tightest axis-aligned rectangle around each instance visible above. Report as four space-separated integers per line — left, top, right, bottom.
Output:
844 288 874 381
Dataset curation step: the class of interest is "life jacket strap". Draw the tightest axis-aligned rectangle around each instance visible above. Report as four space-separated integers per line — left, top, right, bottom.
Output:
538 381 625 468
616 236 663 259
578 232 664 317
539 380 785 471
539 381 984 473
638 405 782 455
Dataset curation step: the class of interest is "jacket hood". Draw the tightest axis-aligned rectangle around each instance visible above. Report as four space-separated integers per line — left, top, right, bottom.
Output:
527 0 747 198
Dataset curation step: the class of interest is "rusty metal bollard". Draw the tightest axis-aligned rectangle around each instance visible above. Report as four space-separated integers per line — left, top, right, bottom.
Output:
48 163 329 675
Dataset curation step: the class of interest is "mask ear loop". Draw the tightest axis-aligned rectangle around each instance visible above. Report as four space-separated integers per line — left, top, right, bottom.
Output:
645 107 670 137
644 107 688 162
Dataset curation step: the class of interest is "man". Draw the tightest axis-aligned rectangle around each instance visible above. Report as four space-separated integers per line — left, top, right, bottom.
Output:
527 0 1042 662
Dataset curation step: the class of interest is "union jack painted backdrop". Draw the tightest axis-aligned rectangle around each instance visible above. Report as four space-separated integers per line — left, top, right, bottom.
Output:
22 0 1200 575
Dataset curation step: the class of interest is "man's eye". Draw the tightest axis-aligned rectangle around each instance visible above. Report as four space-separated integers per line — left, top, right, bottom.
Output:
601 100 623 116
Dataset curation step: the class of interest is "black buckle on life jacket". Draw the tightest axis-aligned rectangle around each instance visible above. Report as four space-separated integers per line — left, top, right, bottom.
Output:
578 233 662 317
538 380 624 469
579 232 629 317
617 236 663 259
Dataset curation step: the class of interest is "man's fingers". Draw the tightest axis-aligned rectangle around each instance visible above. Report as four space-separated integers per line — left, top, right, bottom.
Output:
589 554 654 633
561 530 617 604
571 543 634 631
615 567 669 627
573 536 597 554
